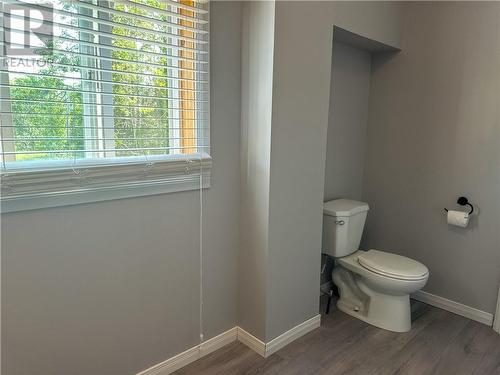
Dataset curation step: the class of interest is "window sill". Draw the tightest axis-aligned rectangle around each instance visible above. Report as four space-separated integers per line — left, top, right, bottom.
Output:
1 155 211 213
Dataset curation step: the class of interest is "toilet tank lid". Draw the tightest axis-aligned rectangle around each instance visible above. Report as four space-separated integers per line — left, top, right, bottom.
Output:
323 199 369 217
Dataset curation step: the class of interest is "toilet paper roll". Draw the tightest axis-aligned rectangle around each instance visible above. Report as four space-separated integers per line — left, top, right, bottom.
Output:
447 210 469 228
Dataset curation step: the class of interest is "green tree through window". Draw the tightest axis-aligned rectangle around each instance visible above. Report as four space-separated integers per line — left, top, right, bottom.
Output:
7 0 173 162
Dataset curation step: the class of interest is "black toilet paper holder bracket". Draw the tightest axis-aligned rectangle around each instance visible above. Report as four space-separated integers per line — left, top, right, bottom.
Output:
444 197 474 215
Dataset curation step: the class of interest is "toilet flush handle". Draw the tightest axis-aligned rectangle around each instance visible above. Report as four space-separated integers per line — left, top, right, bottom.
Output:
335 220 345 225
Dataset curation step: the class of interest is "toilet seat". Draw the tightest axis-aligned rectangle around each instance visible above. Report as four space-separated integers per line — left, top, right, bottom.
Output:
358 250 429 281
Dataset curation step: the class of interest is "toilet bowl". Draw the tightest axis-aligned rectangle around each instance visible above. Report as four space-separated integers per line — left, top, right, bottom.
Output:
323 199 429 332
333 249 428 332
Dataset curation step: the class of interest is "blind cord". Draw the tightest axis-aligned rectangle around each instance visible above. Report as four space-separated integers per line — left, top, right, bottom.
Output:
199 155 204 345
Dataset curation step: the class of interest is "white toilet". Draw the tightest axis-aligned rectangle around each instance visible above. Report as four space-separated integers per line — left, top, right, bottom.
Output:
323 199 429 332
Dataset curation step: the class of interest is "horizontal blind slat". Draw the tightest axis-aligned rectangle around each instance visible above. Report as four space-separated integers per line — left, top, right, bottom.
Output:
0 42 209 73
3 6 208 44
7 68 208 86
3 146 211 155
2 113 205 122
4 26 209 56
3 136 208 141
10 0 209 32
3 114 208 120
0 39 208 64
2 0 209 15
0 83 207 98
1 98 209 106
1 126 209 131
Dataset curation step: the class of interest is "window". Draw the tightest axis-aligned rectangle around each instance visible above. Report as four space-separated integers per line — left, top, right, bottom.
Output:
0 0 210 212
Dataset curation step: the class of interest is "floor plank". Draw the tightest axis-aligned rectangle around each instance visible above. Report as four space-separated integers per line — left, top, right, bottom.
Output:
174 297 500 375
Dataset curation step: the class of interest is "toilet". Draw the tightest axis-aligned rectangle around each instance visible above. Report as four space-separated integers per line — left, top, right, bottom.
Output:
323 199 429 332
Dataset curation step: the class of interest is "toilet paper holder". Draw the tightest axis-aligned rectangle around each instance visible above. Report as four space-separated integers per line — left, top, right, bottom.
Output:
444 196 474 215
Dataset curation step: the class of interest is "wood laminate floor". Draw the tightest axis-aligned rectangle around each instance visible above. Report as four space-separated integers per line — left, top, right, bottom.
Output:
175 298 500 375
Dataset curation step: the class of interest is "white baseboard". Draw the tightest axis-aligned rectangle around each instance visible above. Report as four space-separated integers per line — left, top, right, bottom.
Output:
137 315 322 374
238 314 321 358
136 327 238 375
200 327 239 357
412 290 493 326
265 315 321 356
236 327 266 357
493 286 500 334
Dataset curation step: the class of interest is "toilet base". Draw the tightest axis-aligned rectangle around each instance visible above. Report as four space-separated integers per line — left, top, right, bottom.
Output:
333 265 413 332
336 292 411 333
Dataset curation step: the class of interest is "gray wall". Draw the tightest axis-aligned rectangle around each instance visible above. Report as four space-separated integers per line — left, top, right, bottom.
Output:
265 1 401 341
237 1 401 343
239 0 275 340
324 42 372 201
1 2 242 374
363 2 500 313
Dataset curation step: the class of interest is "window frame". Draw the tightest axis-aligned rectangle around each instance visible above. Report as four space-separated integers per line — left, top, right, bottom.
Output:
0 0 211 213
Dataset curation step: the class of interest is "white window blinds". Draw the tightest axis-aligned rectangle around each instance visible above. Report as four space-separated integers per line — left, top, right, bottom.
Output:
0 0 210 211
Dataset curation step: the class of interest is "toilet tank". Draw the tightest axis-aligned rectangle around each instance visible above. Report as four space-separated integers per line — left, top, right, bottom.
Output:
322 199 369 257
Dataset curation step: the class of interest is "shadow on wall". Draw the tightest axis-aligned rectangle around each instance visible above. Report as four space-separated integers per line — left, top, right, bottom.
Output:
321 27 399 289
